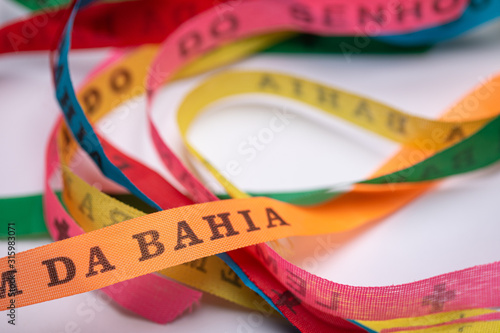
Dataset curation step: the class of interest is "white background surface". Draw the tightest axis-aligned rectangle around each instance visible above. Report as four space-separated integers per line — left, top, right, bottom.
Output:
1 1 500 332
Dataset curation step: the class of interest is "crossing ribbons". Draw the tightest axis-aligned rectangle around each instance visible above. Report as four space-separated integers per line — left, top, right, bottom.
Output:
1 0 500 331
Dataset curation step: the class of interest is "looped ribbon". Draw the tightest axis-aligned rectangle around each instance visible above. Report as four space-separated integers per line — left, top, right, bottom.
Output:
2 0 500 332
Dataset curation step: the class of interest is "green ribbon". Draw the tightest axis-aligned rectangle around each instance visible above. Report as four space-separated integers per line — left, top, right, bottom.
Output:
2 113 499 237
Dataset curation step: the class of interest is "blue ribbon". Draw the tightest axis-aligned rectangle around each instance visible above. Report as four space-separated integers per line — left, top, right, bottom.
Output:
52 0 497 330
